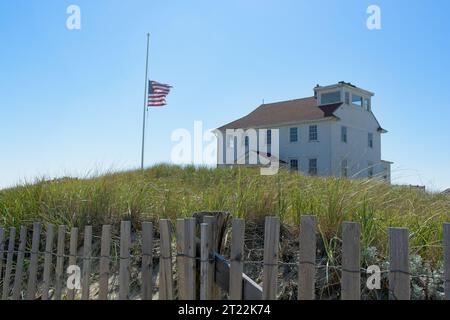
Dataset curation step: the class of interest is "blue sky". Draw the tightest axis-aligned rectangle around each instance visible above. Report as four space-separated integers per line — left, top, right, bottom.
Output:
1 0 449 191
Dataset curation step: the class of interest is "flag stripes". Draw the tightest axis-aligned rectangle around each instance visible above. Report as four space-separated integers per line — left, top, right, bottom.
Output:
148 80 172 107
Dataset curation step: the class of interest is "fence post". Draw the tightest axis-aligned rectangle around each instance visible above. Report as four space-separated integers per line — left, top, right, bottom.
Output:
119 221 131 300
2 227 16 299
0 228 4 289
98 224 111 300
203 215 220 299
142 222 154 300
81 225 92 300
200 222 213 300
68 227 78 300
298 215 317 300
444 223 450 300
388 227 410 300
229 218 245 300
341 221 361 300
159 219 174 300
12 225 27 300
262 216 280 300
185 218 197 300
176 219 186 299
42 224 54 300
27 222 41 300
54 225 66 300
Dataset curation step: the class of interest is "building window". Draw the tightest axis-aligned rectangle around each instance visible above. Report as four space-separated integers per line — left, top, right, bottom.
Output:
368 162 374 178
341 159 348 177
320 91 341 105
266 129 272 145
308 158 318 176
352 94 363 107
368 133 373 148
345 92 350 104
290 159 298 172
244 136 249 146
364 98 371 111
309 125 318 141
341 126 347 143
289 127 298 142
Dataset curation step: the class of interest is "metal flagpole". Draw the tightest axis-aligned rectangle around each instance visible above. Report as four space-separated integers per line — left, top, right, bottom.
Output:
141 33 150 170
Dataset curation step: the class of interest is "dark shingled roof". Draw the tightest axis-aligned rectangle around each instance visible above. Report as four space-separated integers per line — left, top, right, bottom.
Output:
218 97 342 130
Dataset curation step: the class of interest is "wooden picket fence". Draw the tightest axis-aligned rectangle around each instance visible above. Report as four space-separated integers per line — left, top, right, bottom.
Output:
0 215 449 300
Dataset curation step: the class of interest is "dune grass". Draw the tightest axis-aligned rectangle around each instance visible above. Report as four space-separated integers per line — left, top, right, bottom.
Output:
0 164 449 266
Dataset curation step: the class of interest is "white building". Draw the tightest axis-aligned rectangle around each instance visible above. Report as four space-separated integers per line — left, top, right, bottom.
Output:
214 81 392 182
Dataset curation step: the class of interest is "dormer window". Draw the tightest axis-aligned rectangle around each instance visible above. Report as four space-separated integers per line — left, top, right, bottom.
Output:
364 98 371 111
345 92 350 104
352 94 363 107
314 83 375 111
320 91 341 105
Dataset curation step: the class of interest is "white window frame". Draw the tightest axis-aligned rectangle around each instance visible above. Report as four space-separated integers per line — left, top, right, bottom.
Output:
320 91 341 105
289 158 299 172
341 126 347 143
364 98 371 111
352 94 363 107
309 125 318 142
289 127 298 143
345 91 350 104
341 159 348 177
368 132 373 148
308 158 318 176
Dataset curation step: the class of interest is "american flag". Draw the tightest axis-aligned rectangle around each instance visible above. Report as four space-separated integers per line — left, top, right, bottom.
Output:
148 80 172 107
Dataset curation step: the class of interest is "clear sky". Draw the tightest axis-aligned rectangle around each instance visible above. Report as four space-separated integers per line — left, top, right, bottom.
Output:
1 0 449 191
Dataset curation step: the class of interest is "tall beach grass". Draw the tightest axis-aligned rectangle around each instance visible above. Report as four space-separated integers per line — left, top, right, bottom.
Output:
0 164 449 266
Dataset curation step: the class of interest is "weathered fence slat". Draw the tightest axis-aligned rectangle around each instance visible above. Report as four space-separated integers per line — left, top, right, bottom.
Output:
298 215 317 300
341 221 361 300
159 219 174 300
262 216 280 300
229 218 245 300
176 219 186 299
42 224 54 300
26 222 41 300
203 215 220 300
389 227 410 300
184 218 197 300
98 224 111 300
54 225 66 300
12 225 27 300
215 253 262 300
81 225 92 300
443 223 450 300
0 228 4 287
68 227 79 300
200 222 213 300
141 222 154 300
119 221 131 300
2 227 15 300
